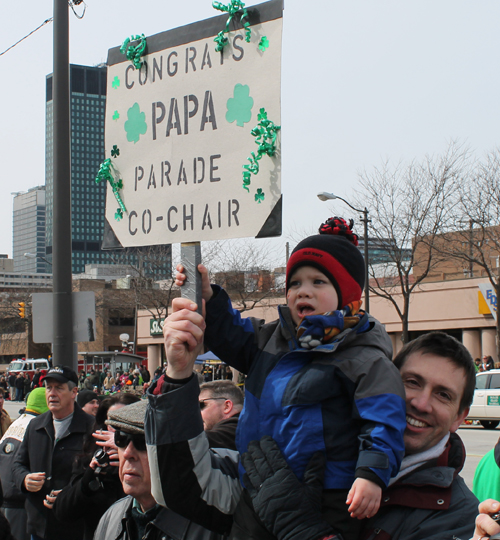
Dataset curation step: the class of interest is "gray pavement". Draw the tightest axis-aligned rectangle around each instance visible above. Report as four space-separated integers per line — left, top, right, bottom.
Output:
4 398 26 420
459 424 500 490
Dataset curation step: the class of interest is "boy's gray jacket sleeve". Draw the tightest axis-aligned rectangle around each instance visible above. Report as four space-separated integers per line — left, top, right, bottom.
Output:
145 376 242 535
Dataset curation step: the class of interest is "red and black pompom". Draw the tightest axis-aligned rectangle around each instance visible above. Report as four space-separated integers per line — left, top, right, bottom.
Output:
319 217 359 247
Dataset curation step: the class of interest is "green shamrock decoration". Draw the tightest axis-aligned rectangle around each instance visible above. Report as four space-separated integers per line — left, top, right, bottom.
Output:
226 84 254 127
115 209 124 221
255 188 265 203
111 145 120 158
111 76 120 89
112 110 120 121
259 36 269 51
124 103 147 144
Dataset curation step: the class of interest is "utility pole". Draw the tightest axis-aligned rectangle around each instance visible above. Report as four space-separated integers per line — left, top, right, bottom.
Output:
52 0 75 368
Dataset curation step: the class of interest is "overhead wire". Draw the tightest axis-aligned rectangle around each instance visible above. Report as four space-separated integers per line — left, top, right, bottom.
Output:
0 1 87 57
0 18 53 57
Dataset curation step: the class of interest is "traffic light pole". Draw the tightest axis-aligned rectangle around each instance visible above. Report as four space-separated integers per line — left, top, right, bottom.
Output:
52 0 75 369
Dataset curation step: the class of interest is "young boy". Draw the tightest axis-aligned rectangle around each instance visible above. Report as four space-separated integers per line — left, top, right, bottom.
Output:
174 217 406 539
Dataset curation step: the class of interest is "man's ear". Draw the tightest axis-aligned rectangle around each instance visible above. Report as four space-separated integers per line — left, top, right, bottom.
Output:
450 407 469 433
223 400 233 415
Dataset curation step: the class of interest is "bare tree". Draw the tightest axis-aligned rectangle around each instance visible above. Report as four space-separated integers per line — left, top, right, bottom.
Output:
430 148 500 357
202 238 284 312
354 143 469 343
105 245 176 322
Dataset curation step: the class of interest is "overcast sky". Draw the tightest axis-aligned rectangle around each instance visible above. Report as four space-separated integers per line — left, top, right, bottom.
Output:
1 1 499 263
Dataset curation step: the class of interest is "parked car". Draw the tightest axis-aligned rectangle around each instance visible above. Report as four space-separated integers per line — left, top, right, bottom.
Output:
468 369 500 429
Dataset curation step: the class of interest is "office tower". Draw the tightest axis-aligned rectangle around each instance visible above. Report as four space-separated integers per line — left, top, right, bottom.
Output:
45 64 171 278
13 186 47 273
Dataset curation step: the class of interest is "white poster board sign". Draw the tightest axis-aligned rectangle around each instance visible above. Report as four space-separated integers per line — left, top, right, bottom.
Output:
103 0 283 249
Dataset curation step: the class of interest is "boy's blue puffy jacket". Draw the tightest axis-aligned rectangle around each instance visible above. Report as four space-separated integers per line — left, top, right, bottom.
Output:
205 286 406 489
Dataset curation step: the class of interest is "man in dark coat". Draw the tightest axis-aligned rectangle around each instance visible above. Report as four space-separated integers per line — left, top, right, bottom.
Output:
199 380 243 451
15 374 24 402
12 365 94 540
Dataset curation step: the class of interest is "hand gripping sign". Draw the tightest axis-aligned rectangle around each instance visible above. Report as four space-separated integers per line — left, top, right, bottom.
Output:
102 0 283 250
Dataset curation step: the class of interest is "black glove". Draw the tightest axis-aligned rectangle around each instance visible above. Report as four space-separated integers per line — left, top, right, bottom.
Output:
241 435 340 540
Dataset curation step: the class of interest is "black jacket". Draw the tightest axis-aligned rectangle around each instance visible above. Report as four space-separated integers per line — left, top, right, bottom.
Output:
205 414 240 452
53 456 125 540
12 404 94 540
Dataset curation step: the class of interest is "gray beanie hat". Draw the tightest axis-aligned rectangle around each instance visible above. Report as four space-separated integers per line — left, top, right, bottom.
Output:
105 399 147 435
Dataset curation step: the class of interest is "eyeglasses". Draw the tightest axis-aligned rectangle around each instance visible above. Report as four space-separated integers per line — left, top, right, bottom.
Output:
199 397 227 410
114 430 147 452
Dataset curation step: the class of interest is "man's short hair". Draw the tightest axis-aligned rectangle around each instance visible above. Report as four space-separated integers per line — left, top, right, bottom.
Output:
200 380 244 408
393 331 476 413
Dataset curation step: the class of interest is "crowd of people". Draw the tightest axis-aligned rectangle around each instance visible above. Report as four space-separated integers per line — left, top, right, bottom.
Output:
3 218 500 539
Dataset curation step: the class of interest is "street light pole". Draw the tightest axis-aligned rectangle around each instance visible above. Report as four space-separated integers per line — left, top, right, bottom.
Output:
52 0 74 368
317 192 371 313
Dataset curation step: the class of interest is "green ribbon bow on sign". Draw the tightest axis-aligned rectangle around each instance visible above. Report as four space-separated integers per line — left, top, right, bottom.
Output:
213 0 251 52
95 158 127 221
120 34 147 70
242 108 280 203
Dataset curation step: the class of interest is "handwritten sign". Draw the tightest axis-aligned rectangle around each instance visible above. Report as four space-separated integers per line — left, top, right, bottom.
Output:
104 0 283 248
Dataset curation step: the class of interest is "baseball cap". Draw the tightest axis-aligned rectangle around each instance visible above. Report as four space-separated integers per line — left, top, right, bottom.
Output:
45 365 78 385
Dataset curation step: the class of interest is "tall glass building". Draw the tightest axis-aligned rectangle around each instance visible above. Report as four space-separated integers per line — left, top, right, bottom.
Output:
12 186 47 273
45 64 171 278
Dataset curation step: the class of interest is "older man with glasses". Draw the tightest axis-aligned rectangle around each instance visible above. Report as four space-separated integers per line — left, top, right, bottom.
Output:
94 400 229 540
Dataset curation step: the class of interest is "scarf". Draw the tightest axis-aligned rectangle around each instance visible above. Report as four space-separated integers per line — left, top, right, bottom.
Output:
296 300 363 349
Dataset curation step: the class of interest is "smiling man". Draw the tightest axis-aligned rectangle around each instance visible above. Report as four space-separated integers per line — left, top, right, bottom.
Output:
12 365 94 540
144 330 482 540
360 331 479 540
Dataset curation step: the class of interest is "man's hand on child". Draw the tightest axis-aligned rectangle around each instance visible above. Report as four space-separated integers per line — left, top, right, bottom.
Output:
346 478 381 519
175 263 213 303
164 297 206 379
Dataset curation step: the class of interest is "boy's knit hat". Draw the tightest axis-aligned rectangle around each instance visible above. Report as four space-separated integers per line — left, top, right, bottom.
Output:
286 217 365 309
26 387 49 415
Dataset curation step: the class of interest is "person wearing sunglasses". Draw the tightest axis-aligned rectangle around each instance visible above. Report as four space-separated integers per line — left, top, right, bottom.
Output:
199 380 243 451
94 400 228 540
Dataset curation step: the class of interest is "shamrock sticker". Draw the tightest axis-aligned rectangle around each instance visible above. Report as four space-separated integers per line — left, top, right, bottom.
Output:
115 209 124 221
226 84 254 127
112 111 120 121
124 103 147 144
111 76 120 89
255 188 265 203
259 36 269 51
111 145 120 158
